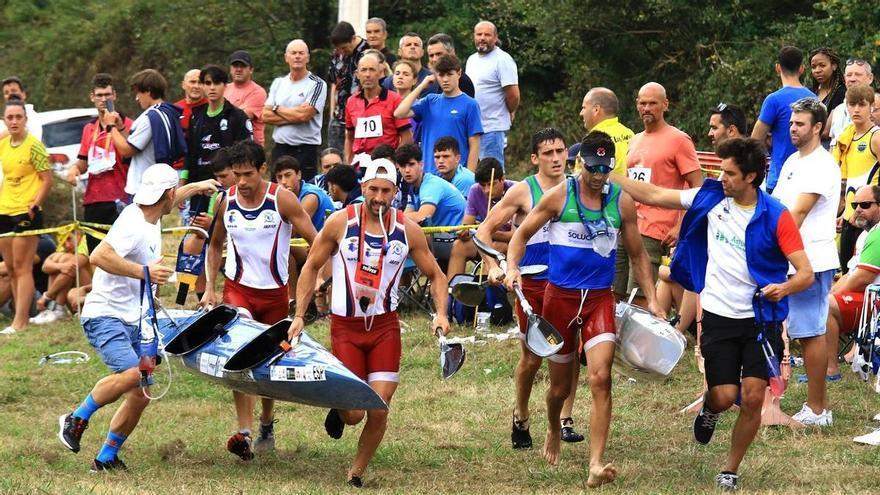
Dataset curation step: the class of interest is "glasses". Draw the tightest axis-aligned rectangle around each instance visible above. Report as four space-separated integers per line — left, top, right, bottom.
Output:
851 201 878 210
846 58 870 67
715 102 728 113
585 164 613 174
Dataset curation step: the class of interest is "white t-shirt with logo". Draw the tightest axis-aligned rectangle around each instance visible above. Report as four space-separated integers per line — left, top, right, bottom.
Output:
772 146 841 273
81 204 162 324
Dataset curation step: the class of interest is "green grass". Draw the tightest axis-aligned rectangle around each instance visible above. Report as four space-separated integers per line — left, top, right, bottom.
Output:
2 308 880 494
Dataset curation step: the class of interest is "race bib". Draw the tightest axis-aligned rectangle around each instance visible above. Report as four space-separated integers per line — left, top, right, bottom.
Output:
354 115 383 139
628 166 652 183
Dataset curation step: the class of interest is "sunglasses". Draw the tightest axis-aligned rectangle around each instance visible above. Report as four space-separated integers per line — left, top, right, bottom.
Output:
585 164 613 174
715 102 728 112
851 201 878 210
846 58 870 67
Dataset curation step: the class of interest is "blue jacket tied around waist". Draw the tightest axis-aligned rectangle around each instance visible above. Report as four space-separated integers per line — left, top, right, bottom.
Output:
669 179 792 323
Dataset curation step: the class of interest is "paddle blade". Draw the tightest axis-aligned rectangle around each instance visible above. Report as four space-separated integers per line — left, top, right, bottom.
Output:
451 282 485 307
471 235 505 262
439 342 466 379
524 314 564 358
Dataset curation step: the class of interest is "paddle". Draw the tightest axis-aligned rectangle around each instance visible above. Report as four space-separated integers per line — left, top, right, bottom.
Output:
451 264 548 307
512 282 565 357
436 326 465 379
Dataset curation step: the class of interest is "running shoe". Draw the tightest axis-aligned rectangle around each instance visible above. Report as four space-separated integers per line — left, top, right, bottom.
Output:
853 427 880 446
715 472 738 491
254 418 278 453
560 417 584 443
791 403 832 426
226 432 254 460
0 326 17 335
347 476 363 488
325 409 344 439
511 415 532 449
693 401 721 445
91 456 127 472
58 413 88 453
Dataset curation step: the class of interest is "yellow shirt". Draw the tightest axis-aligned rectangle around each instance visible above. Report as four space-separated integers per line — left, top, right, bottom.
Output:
0 133 50 215
833 123 879 220
573 117 635 176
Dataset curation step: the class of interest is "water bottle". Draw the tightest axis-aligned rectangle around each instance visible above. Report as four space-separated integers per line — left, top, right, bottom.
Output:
476 312 491 334
138 339 157 387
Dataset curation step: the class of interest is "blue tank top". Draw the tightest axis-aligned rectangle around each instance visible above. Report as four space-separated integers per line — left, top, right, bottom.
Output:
298 180 336 231
519 175 550 280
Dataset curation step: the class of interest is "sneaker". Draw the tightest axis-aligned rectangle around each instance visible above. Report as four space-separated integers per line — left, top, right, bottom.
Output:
325 409 344 439
58 413 88 453
853 427 880 446
560 417 584 443
226 432 254 460
511 415 532 449
347 476 363 488
254 418 278 453
30 308 59 325
693 401 721 445
715 472 738 491
0 326 17 335
791 403 832 426
91 456 127 472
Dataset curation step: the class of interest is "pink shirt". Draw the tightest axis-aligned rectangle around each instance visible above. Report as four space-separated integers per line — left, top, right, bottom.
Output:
225 80 268 145
627 124 700 240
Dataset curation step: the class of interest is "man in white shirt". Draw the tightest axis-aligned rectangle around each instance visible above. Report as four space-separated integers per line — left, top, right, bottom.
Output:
829 60 873 146
57 164 217 471
465 21 519 168
772 97 840 426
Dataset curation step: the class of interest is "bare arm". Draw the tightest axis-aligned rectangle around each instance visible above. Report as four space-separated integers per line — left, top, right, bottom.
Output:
262 104 317 125
90 241 171 285
761 250 814 301
619 192 663 316
329 83 337 121
101 112 136 158
503 84 520 114
505 181 566 287
277 188 318 245
405 217 451 334
834 268 875 295
609 173 686 210
683 169 704 188
466 135 480 172
31 170 53 209
405 203 437 224
200 199 227 306
394 75 434 119
751 120 771 142
172 179 220 208
788 193 820 228
398 127 413 146
344 129 354 164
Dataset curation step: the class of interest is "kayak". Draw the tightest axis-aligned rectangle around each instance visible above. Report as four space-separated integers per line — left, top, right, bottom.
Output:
155 305 387 410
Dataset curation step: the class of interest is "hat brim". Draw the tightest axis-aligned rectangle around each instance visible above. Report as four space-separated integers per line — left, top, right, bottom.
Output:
133 187 168 206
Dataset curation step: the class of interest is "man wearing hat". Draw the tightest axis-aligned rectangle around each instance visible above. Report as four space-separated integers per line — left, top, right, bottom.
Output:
225 50 267 145
57 164 218 471
506 131 662 486
287 158 449 488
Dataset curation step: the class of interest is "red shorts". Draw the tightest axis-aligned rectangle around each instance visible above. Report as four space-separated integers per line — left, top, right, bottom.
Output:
330 311 401 383
515 277 548 334
223 279 290 325
833 291 864 334
543 283 616 357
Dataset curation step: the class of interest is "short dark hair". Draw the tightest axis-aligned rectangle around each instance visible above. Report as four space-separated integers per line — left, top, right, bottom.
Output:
789 97 827 133
475 157 504 184
325 164 359 192
778 46 804 75
199 65 229 84
321 147 343 160
434 54 461 74
715 137 767 188
394 143 422 165
846 83 874 106
433 136 460 155
91 73 113 90
711 103 747 135
531 127 565 155
3 99 26 113
129 69 167 100
1 76 23 91
212 148 232 173
331 21 356 46
371 144 395 160
226 140 266 170
272 155 301 176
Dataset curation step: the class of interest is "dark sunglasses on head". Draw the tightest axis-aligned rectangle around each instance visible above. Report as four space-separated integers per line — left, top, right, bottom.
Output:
852 201 878 210
846 58 869 67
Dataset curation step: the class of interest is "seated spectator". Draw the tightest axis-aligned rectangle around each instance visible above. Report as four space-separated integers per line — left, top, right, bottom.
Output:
31 231 91 324
325 164 363 207
446 158 513 279
0 234 55 320
313 147 344 191
434 136 475 197
273 155 336 231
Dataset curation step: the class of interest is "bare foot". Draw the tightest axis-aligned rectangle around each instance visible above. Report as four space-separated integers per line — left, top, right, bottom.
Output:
542 430 561 465
587 462 617 488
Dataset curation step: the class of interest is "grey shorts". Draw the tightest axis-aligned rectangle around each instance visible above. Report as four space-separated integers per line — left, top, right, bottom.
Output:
613 235 663 297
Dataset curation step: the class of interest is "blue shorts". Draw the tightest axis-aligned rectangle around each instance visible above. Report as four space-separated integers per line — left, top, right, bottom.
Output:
786 269 834 339
479 131 507 168
82 317 142 373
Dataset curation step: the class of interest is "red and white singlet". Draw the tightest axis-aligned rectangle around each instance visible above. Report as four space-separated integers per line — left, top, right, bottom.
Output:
223 182 293 289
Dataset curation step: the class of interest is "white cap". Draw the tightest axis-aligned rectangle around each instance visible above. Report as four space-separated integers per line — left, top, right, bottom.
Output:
133 163 179 205
362 158 397 185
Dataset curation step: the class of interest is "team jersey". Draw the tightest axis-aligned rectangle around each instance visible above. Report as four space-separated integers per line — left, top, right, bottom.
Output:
518 175 550 280
547 178 622 289
298 180 336 231
0 133 50 215
834 124 879 220
223 182 293 289
331 205 409 317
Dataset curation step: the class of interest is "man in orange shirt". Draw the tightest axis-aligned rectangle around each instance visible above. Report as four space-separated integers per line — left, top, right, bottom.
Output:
615 82 703 304
225 50 268 145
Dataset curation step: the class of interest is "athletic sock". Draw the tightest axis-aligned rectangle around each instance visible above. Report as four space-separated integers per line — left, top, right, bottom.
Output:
96 431 127 463
239 429 251 437
73 394 101 421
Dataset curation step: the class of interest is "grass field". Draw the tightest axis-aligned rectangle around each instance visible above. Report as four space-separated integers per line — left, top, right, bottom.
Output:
2 303 880 495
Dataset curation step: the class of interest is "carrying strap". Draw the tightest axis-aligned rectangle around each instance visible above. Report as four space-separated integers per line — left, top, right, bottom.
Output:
139 266 160 355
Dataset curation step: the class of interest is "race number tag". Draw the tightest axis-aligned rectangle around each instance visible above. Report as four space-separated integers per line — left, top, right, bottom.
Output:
355 115 383 139
269 365 327 382
628 166 652 183
198 352 228 378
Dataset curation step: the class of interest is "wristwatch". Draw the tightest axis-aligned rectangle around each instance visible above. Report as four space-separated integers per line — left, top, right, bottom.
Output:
272 104 280 114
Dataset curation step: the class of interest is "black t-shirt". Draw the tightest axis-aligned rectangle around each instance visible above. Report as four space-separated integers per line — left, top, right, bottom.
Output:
33 235 57 293
185 99 252 183
381 47 398 65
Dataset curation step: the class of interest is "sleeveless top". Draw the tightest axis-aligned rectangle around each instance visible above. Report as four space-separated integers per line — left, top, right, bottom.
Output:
839 126 879 220
518 175 550 280
547 177 622 289
298 180 336 231
223 182 293 289
331 204 410 317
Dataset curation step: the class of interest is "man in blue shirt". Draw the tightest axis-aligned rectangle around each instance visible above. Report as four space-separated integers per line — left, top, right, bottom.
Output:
751 46 817 192
394 54 483 174
433 136 475 197
394 144 466 266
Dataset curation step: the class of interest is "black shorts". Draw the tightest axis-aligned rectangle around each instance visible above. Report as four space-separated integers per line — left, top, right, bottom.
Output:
700 310 784 389
83 202 121 253
0 210 43 235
